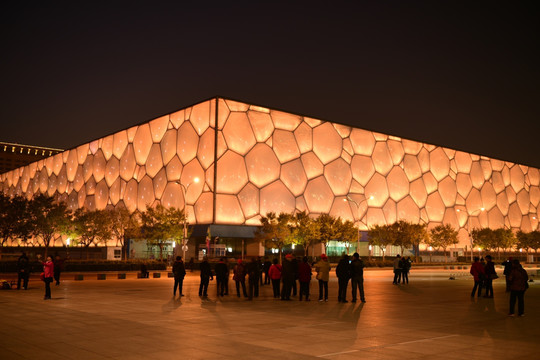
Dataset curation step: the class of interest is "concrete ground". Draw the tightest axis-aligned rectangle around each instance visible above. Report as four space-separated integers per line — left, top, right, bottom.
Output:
1 267 539 360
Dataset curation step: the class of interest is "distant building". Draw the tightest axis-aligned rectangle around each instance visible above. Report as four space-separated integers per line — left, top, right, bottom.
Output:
0 142 62 174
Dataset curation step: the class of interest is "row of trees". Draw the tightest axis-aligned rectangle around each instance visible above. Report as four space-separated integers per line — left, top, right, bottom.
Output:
0 193 188 260
472 228 540 255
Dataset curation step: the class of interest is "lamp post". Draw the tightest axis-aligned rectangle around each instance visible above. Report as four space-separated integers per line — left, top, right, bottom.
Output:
176 177 200 260
344 195 374 254
458 207 485 262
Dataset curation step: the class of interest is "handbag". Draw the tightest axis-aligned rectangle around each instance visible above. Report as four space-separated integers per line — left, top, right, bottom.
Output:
40 272 45 281
489 273 499 280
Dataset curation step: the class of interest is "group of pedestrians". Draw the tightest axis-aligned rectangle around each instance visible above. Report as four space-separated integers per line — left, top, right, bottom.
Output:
16 252 65 300
392 254 412 285
470 255 530 316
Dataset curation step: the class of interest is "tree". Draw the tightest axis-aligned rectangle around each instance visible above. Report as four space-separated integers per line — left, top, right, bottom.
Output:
71 209 113 259
429 224 459 262
290 211 320 256
0 194 33 256
29 194 70 258
392 220 414 255
529 231 540 254
139 205 185 261
107 207 140 260
493 228 515 257
255 212 293 263
316 214 342 251
338 219 358 255
409 223 429 263
368 224 394 260
471 228 495 253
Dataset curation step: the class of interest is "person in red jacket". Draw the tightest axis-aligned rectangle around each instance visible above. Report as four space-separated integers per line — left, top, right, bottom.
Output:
470 256 485 297
268 258 282 298
42 255 54 300
298 256 312 301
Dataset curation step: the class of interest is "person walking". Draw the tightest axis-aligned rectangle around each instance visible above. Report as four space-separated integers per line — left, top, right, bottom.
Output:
350 253 365 303
298 256 312 301
393 255 403 284
263 257 272 285
508 259 528 317
17 252 31 290
42 255 54 300
198 256 213 297
314 254 330 302
53 254 64 286
246 257 260 300
470 256 485 297
233 259 247 297
483 255 497 298
401 256 411 284
172 256 186 297
336 254 351 303
268 258 282 298
281 254 295 300
215 257 229 296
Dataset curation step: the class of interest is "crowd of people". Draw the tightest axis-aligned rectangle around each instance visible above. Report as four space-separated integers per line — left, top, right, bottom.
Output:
469 255 530 316
16 252 64 300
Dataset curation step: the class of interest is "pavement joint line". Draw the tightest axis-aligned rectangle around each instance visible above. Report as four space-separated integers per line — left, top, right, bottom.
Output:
394 334 460 345
318 349 359 357
208 331 247 337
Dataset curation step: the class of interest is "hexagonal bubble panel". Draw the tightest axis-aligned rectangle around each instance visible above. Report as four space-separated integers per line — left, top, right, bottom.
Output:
99 135 113 161
73 166 85 192
67 191 79 210
95 179 109 210
281 159 308 197
456 173 473 199
216 151 248 194
528 168 540 186
224 99 249 112
160 182 184 209
387 140 404 165
112 130 128 159
531 187 540 207
418 148 430 173
180 159 205 201
137 176 155 212
197 128 215 170
442 208 459 229
273 129 301 163
329 197 355 223
429 148 450 182
89 140 99 155
409 178 428 208
510 165 525 194
508 202 522 228
480 160 492 180
38 168 48 193
491 171 505 194
506 186 516 204
313 122 342 165
132 124 153 166
516 189 530 215
189 101 211 136
170 109 186 129
215 195 245 224
324 158 352 197
92 150 106 183
454 151 472 173
487 207 505 229
301 152 324 180
365 173 389 208
85 176 96 195
165 156 183 182
292 122 312 154
238 183 260 219
386 166 409 202
56 166 68 194
248 110 274 142
66 149 78 182
245 144 281 188
402 139 423 155
193 192 213 224
177 122 199 165
260 180 296 215
396 196 420 222
119 145 137 181
77 186 86 208
402 154 422 182
480 182 497 211
222 112 256 155
382 199 397 224
349 129 376 156
304 176 334 213
152 168 167 200
145 144 164 178
47 174 57 196
84 195 96 211
149 115 169 143
44 156 54 176
160 129 177 166
52 153 63 176
425 192 445 222
371 142 393 176
422 173 438 194
466 188 483 213
271 110 302 131
366 208 386 228
501 165 511 187
435 176 455 207
469 162 484 190
123 179 138 212
109 178 122 206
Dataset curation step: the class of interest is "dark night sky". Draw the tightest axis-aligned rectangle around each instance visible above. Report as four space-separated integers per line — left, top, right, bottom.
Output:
1 1 539 168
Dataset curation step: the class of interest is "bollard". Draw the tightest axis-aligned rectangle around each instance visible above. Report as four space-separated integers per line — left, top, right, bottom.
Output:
118 273 126 279
97 274 106 280
74 274 84 281
153 272 161 278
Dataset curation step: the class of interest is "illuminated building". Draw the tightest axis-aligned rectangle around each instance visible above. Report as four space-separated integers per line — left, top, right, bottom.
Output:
0 142 62 174
0 97 538 257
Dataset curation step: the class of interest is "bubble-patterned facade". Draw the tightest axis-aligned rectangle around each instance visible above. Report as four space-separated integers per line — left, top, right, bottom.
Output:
1 98 539 248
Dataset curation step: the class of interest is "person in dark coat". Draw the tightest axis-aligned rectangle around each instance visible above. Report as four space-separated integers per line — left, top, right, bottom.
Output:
17 252 31 290
502 257 513 292
350 252 365 303
401 256 411 284
336 254 351 302
256 257 264 286
291 256 299 296
198 256 213 297
483 255 497 298
233 259 247 297
246 257 260 300
393 255 403 284
263 257 272 285
214 257 229 296
298 256 312 301
508 259 528 316
53 254 64 285
470 256 485 297
172 256 186 297
281 254 295 300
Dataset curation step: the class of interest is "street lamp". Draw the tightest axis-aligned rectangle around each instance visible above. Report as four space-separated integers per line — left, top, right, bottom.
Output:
176 177 200 260
458 207 485 261
344 195 374 254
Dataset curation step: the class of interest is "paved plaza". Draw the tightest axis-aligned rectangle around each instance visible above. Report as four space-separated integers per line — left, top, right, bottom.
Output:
1 267 539 359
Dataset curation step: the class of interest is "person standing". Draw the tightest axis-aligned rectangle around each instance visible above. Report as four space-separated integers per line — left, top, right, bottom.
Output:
17 252 30 290
291 256 299 296
336 254 351 303
350 253 365 303
281 254 295 300
483 255 496 298
314 254 330 302
198 256 213 297
470 256 485 297
268 258 282 298
508 259 529 317
42 255 54 300
263 257 272 285
233 259 247 297
402 256 411 284
53 254 64 286
298 256 312 301
172 256 186 297
246 257 260 300
502 257 512 292
393 255 402 284
215 257 229 297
